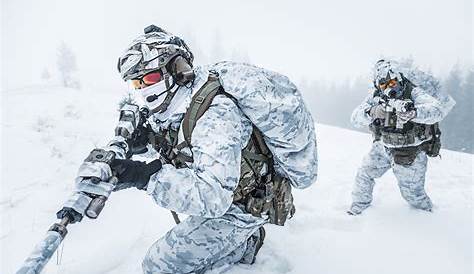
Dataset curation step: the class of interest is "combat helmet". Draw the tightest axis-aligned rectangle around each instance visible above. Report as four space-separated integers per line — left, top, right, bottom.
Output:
117 25 194 113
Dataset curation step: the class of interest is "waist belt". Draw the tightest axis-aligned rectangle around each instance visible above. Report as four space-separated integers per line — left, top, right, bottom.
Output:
381 123 432 146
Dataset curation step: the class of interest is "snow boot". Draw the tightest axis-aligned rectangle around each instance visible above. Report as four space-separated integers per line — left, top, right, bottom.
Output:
240 227 266 264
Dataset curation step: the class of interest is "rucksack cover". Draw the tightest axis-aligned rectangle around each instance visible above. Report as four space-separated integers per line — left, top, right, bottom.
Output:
207 61 318 189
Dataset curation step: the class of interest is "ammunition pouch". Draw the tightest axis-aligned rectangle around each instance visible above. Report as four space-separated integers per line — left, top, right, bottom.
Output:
381 130 416 146
380 123 433 147
390 146 420 166
385 124 442 164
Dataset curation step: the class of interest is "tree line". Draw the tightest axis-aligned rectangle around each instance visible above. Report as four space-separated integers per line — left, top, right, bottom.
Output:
299 65 473 154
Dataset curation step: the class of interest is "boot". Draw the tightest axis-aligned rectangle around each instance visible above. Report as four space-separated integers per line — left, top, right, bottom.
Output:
239 226 266 264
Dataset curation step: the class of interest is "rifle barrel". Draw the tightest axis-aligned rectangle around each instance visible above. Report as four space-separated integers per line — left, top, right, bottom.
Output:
16 230 65 274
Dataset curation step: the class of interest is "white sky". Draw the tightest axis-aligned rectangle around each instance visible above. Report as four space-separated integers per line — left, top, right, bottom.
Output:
1 0 472 91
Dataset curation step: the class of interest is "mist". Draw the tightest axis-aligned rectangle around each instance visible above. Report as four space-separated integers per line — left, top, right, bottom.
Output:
2 0 472 152
2 0 472 90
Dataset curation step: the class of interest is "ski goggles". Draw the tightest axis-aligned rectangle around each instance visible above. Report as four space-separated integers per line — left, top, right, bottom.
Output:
378 78 398 91
130 71 163 89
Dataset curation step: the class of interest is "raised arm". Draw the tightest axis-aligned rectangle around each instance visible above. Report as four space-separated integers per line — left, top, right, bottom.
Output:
351 93 377 128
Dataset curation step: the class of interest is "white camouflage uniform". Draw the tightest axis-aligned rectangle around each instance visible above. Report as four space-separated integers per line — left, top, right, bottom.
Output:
349 61 455 214
108 62 318 273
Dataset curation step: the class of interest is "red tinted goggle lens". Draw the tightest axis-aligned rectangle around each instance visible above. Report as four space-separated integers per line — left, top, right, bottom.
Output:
142 71 162 85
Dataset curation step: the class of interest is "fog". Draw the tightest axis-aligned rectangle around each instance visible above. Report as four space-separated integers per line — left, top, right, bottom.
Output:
1 0 472 152
2 0 472 91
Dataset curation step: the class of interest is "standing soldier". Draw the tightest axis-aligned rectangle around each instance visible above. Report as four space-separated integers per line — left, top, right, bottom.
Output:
348 59 455 215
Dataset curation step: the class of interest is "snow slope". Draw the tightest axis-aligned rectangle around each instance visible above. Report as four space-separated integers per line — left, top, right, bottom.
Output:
1 86 472 274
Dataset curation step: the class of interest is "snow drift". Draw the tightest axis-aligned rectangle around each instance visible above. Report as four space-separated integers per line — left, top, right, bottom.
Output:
1 86 472 274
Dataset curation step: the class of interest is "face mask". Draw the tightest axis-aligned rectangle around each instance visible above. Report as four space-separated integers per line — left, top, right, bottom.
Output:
138 76 177 112
383 84 402 98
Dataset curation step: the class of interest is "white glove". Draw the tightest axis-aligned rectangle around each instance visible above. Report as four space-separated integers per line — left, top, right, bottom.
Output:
369 104 386 120
388 99 414 113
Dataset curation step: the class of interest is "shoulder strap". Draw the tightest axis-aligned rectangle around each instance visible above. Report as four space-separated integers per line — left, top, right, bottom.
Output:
373 89 381 98
181 72 272 166
402 81 414 100
182 73 222 146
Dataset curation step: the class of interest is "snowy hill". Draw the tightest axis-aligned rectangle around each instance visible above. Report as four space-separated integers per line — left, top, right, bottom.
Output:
1 86 472 274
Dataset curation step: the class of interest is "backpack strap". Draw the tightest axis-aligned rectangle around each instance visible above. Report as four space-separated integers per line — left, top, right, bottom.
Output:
248 125 273 168
180 72 272 166
372 88 381 98
401 80 414 100
181 73 222 147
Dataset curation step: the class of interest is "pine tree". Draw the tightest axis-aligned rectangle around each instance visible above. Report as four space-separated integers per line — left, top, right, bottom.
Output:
57 42 80 89
458 68 473 152
441 64 467 152
41 68 51 81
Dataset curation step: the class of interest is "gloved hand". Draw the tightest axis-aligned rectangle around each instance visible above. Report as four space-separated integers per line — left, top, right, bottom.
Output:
389 99 414 113
110 159 162 191
397 109 417 124
369 104 386 120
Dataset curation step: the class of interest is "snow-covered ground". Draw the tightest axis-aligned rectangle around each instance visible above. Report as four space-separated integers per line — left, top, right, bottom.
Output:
1 86 472 274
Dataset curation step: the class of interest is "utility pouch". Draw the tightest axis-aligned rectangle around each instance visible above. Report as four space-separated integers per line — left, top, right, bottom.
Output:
369 120 382 142
381 130 416 146
424 138 441 157
390 146 419 166
423 124 441 157
245 175 295 226
268 176 295 226
245 174 273 217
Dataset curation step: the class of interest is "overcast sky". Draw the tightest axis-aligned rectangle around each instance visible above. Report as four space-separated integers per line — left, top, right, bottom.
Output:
1 0 472 91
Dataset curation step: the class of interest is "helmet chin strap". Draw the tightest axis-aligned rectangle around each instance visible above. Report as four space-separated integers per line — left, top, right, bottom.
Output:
149 69 179 114
149 58 195 114
152 89 177 114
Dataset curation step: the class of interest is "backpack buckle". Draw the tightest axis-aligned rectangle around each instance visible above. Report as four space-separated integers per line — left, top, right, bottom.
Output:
195 96 205 104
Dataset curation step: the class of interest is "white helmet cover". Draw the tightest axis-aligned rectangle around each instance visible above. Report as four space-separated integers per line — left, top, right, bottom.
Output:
117 26 193 81
373 59 404 86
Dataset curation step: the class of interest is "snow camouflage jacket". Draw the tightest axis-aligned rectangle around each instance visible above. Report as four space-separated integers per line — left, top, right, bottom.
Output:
351 64 455 148
108 62 318 219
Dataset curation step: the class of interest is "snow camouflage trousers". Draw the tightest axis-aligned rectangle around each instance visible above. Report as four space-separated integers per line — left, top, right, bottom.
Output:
142 204 266 274
350 142 433 214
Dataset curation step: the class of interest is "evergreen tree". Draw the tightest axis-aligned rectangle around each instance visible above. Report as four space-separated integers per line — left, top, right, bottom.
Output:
440 65 467 151
57 42 80 89
457 68 473 152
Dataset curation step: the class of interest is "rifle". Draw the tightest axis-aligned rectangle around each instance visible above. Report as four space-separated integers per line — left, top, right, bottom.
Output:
374 91 415 130
16 104 179 273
